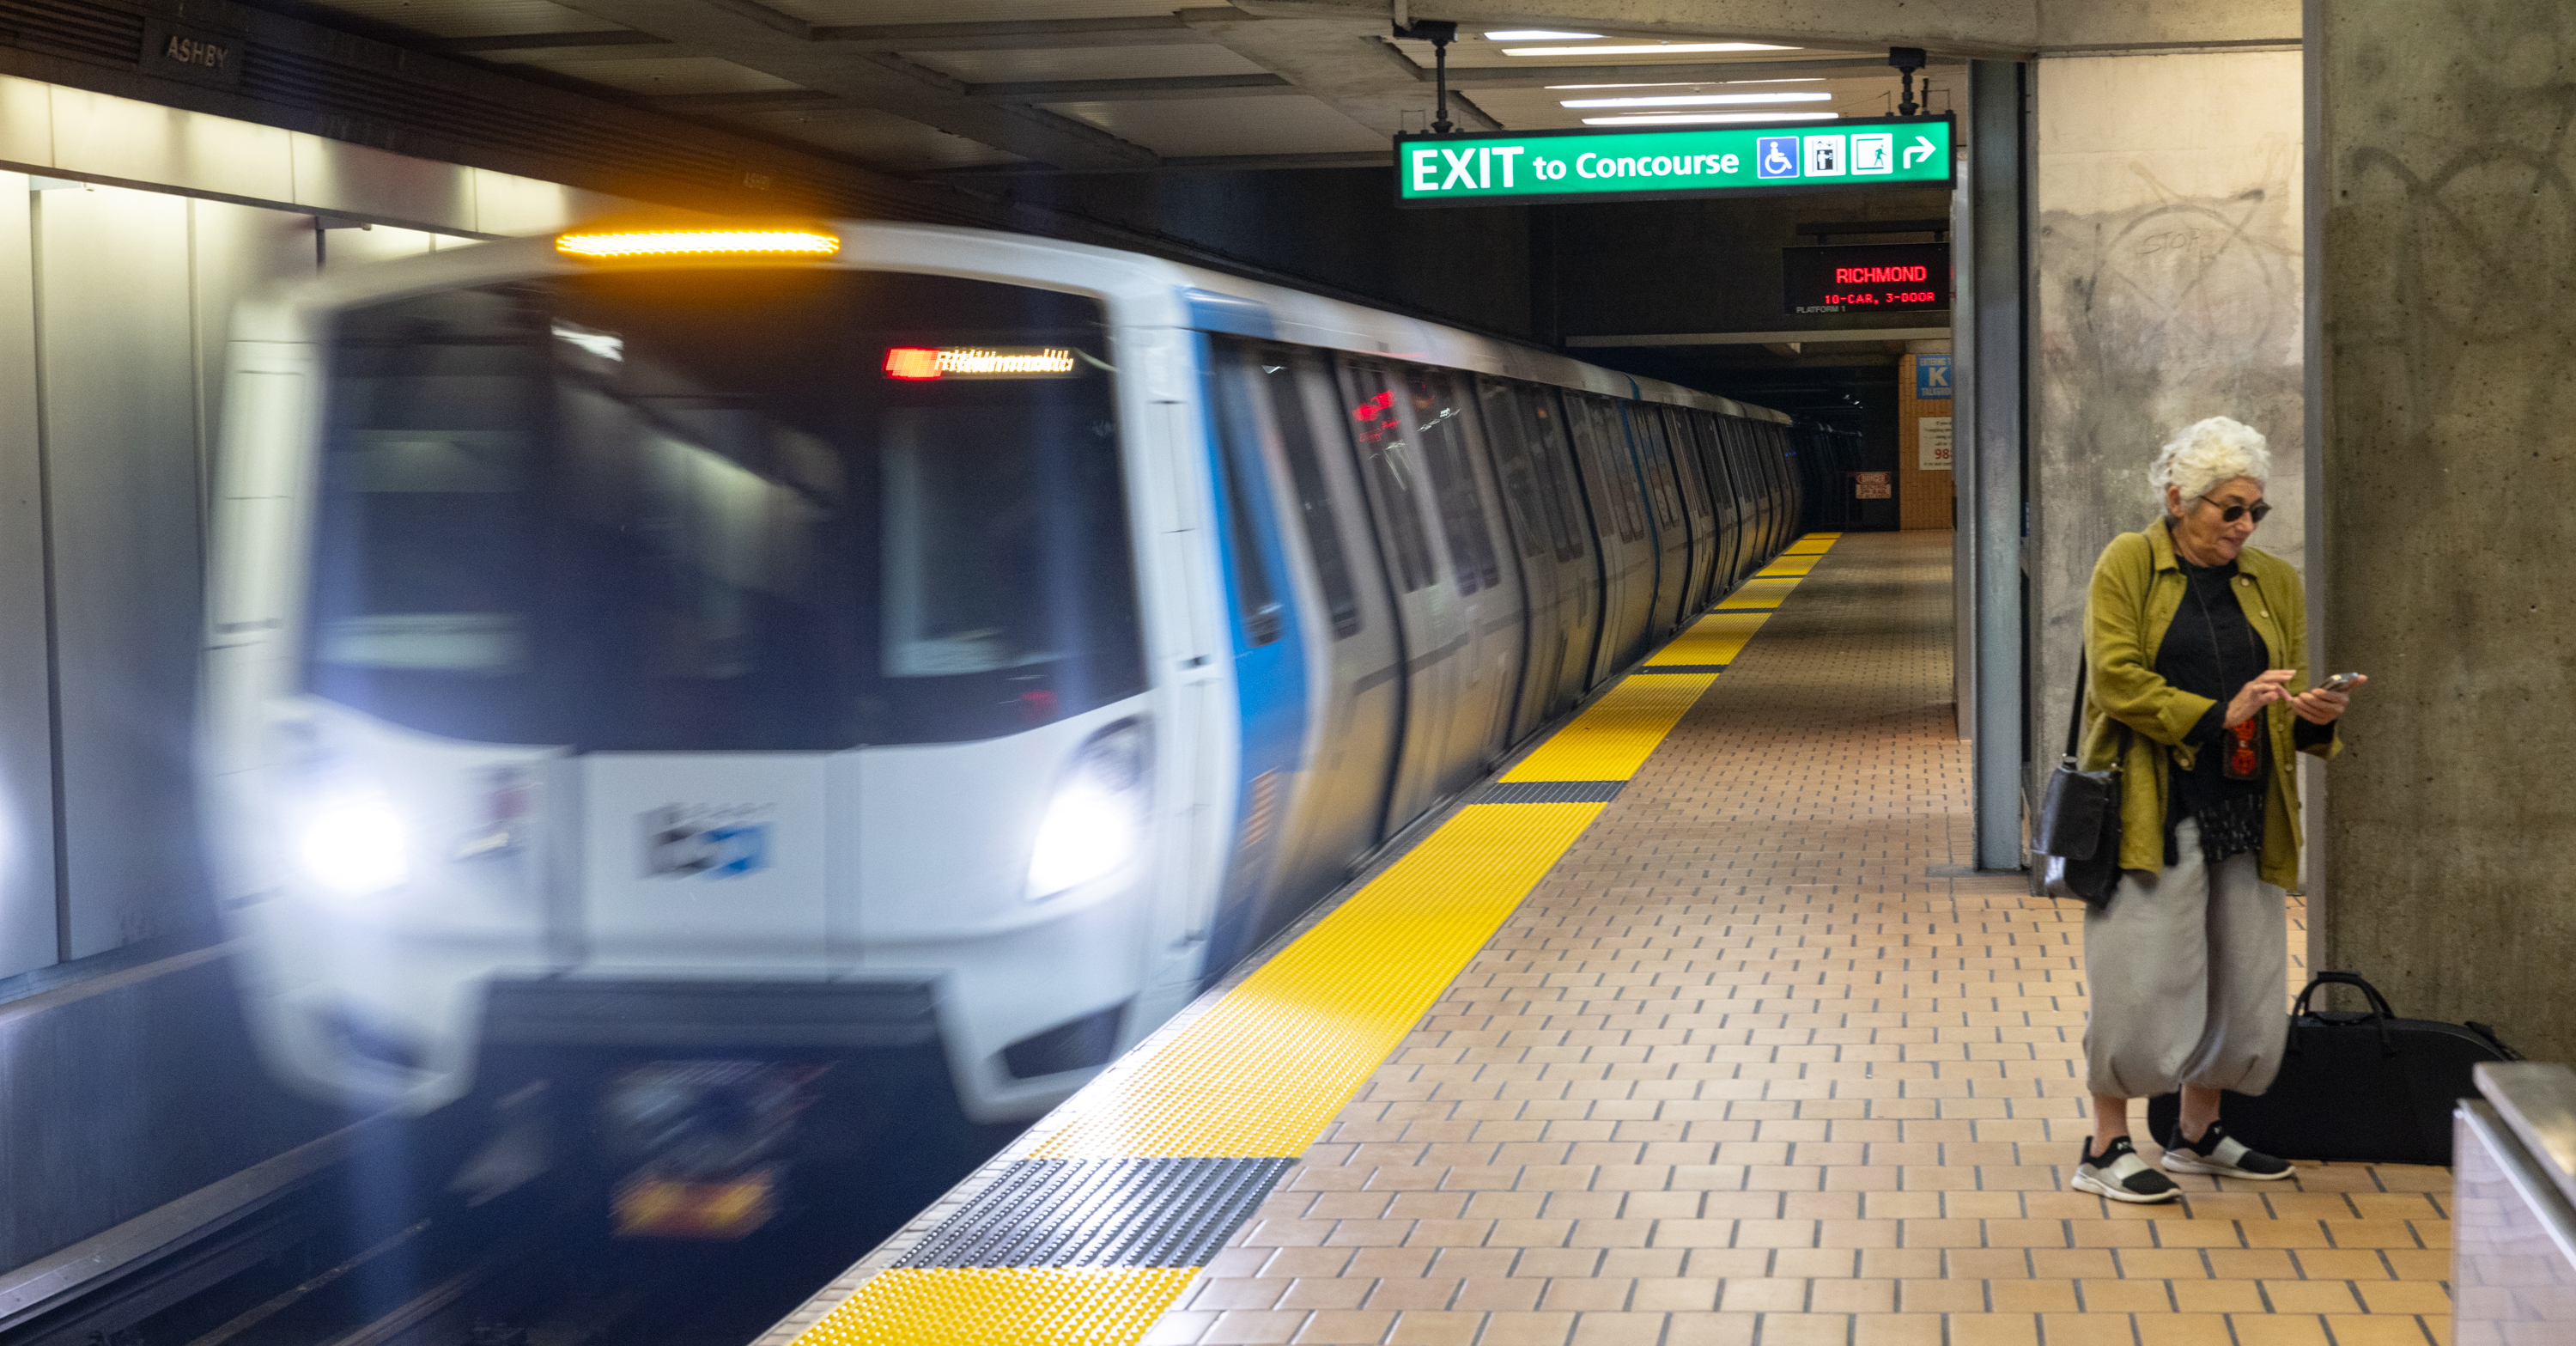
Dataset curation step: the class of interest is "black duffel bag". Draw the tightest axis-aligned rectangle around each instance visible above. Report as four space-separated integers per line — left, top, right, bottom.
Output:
2146 971 2519 1166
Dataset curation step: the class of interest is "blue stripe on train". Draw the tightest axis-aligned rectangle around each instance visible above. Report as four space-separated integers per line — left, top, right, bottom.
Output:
1184 324 1309 984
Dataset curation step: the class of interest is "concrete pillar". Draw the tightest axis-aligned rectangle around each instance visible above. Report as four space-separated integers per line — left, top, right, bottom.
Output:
2312 0 2576 1059
2026 49 2306 869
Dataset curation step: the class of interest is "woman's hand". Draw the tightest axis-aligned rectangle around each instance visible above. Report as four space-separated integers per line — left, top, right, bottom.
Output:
2225 670 2298 727
2290 673 2365 724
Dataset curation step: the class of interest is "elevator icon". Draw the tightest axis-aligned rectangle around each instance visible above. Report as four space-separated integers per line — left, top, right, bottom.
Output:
1803 135 1848 177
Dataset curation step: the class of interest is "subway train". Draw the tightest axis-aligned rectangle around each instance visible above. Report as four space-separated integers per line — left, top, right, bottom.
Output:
199 220 1829 1145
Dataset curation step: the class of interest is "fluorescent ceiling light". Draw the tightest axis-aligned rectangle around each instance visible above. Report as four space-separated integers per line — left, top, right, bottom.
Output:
1580 112 1839 125
1546 78 1825 88
1561 91 1833 108
1505 41 1799 56
1484 29 1600 40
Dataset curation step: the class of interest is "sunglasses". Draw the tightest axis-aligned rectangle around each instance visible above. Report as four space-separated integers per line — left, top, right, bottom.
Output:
2196 494 2272 525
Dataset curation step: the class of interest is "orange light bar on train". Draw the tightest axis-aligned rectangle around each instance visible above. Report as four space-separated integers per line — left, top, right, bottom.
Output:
554 228 841 261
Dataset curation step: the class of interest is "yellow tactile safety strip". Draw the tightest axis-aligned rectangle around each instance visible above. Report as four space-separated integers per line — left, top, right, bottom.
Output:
1716 575 1802 609
1755 552 1823 576
1032 802 1602 1159
1781 538 1835 556
1492 673 1717 783
1641 610 1772 667
799 1267 1200 1346
789 534 1841 1346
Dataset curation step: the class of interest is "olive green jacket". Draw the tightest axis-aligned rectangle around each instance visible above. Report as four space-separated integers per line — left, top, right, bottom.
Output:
2078 521 2339 889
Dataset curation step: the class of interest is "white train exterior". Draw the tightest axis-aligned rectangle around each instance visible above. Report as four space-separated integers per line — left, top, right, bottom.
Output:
201 222 1817 1125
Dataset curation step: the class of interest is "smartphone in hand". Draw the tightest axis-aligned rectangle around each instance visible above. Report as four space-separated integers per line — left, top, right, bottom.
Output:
2318 672 2363 693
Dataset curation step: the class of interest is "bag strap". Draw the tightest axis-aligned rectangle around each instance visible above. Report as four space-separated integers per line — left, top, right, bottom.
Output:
2063 649 2127 768
2062 650 2088 764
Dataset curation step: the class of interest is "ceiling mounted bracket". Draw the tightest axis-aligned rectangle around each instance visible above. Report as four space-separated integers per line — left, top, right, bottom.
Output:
1392 17 1460 134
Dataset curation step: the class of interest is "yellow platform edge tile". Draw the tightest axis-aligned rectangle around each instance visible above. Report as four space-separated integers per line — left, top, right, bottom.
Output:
797 1266 1199 1346
1756 553 1823 577
1033 801 1603 1159
1643 610 1773 667
1496 673 1717 783
1717 576 1804 610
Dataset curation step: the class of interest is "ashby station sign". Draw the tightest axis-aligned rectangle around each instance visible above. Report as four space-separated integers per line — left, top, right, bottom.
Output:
1394 114 1953 208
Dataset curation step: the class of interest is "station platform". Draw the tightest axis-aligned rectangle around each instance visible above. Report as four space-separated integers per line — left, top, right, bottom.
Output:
762 531 2452 1346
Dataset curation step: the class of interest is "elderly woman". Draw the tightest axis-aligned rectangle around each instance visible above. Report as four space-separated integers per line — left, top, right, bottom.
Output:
2070 417 2359 1204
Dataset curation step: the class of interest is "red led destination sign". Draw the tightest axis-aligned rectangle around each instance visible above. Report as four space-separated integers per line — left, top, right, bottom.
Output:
1782 242 1950 315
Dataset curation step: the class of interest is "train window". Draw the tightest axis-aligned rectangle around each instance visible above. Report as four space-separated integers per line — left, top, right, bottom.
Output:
1515 387 1589 563
1405 368 1502 595
1662 408 1712 522
1628 408 1684 531
1568 397 1647 544
1334 358 1437 593
309 270 1145 750
1204 345 1286 647
1473 378 1554 563
1237 344 1361 639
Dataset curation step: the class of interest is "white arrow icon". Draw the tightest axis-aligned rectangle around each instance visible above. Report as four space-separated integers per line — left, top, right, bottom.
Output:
1902 135 1939 169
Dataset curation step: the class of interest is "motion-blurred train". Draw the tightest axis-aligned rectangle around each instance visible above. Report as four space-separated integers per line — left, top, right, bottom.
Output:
201 220 1832 1141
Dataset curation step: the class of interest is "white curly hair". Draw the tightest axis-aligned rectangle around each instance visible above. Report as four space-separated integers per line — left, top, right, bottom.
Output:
2146 417 2270 516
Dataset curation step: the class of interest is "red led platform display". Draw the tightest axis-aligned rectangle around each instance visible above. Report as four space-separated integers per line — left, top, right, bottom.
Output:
1783 242 1950 315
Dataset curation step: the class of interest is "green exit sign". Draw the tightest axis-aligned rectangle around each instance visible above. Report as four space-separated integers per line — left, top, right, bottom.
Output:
1394 115 1953 208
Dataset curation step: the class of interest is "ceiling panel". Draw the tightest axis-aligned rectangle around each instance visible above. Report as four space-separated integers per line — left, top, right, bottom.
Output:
289 0 625 38
1045 96 1387 159
1394 33 1876 70
717 106 1028 171
760 0 1176 26
908 45 1269 83
1470 72 1942 131
527 56 806 95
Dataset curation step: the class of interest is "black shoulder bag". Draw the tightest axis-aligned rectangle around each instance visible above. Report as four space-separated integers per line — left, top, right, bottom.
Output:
2034 652 2123 908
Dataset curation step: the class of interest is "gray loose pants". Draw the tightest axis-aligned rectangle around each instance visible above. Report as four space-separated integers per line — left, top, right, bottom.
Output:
2082 817 2289 1099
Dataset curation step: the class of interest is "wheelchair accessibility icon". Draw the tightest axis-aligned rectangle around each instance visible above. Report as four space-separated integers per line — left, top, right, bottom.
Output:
1756 137 1798 180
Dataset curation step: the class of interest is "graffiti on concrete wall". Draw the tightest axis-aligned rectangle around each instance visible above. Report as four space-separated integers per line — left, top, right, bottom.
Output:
2029 149 2305 813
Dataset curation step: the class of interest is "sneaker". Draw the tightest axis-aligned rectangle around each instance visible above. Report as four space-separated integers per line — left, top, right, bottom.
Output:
2072 1136 2181 1204
2160 1119 2294 1180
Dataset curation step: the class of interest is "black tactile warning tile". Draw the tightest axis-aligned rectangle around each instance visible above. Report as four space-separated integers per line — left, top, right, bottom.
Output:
891 1157 1297 1269
1631 663 1728 674
1475 780 1626 804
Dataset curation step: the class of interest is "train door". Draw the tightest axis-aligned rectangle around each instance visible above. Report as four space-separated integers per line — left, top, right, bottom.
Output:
1760 423 1790 557
1659 407 1718 617
1519 388 1603 716
1623 403 1691 639
1200 343 1400 923
1196 337 1323 979
1476 376 1595 742
1334 356 1469 837
1406 367 1523 776
1565 395 1653 681
1683 412 1740 604
1715 417 1757 588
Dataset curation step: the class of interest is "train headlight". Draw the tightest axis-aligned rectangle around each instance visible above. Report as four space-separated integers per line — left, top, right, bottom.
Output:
1026 719 1150 901
296 793 410 897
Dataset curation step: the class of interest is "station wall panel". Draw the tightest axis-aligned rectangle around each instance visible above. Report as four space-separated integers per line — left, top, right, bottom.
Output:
0 173 52 981
35 184 210 959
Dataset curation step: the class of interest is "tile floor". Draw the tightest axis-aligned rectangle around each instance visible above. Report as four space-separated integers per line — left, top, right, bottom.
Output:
1150 532 2451 1346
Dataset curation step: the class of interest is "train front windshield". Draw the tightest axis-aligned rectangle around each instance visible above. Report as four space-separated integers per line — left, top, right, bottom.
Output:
307 270 1144 749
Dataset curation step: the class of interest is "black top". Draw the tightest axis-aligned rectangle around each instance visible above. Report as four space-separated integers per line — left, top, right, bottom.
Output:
2152 521 2333 865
